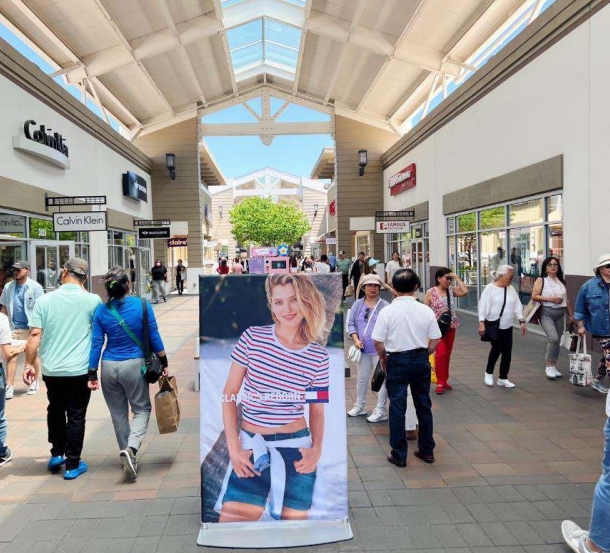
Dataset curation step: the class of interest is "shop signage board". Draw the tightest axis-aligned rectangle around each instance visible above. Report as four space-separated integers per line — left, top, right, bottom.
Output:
0 214 26 234
134 219 171 227
53 211 107 232
122 172 148 202
139 227 170 239
168 237 188 248
198 274 352 548
250 246 277 258
326 237 337 244
376 221 410 234
13 120 70 169
388 163 416 196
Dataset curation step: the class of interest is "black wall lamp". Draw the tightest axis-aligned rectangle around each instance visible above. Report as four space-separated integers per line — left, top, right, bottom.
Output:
313 203 319 218
166 153 176 180
218 205 223 218
358 149 368 176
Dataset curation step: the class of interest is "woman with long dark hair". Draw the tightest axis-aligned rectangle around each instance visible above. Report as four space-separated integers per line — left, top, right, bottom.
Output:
88 267 168 480
531 256 574 380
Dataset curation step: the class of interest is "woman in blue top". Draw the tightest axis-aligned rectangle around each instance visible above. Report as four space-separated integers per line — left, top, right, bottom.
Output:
88 267 168 480
346 274 390 422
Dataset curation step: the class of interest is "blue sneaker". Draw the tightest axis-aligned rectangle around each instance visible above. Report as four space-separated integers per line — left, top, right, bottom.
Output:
63 461 87 480
47 456 66 471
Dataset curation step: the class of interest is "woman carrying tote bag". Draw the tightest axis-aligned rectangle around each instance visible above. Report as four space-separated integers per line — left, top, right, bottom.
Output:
346 274 390 422
478 265 526 388
88 267 168 481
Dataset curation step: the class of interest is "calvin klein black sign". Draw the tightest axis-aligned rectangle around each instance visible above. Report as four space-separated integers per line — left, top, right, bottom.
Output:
24 120 69 157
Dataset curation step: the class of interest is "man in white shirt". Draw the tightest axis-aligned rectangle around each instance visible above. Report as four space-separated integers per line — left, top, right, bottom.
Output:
314 254 331 274
0 312 21 467
373 269 441 467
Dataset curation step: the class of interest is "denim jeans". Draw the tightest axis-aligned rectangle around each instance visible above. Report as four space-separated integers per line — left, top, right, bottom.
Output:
589 418 610 550
0 366 7 456
385 349 435 462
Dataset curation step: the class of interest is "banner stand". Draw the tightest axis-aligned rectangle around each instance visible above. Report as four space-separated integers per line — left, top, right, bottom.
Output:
197 519 353 548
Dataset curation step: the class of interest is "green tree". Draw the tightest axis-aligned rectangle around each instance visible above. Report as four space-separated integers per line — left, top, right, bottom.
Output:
229 197 311 247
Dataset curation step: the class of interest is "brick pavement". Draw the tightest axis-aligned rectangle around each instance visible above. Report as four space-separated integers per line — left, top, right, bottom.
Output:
0 296 606 553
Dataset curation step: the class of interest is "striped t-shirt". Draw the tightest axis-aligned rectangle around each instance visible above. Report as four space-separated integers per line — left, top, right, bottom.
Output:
230 324 330 428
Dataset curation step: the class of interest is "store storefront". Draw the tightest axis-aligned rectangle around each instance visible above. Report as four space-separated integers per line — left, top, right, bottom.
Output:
385 222 430 293
445 193 563 313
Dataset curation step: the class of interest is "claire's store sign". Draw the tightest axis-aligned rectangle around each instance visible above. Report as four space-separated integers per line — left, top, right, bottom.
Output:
376 221 410 234
388 163 416 196
53 211 107 232
168 237 188 248
13 120 70 169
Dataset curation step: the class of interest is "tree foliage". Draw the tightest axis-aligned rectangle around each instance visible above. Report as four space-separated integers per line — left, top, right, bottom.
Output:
229 197 311 247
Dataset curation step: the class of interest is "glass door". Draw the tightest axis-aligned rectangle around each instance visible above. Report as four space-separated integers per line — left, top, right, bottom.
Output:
410 224 428 298
29 241 75 292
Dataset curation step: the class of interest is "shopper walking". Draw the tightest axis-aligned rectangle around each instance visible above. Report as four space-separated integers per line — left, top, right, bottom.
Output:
385 252 403 285
216 259 230 275
531 256 574 380
562 382 610 553
349 252 366 298
424 268 469 394
347 274 390 421
328 251 336 273
175 259 187 295
231 258 244 275
336 251 352 297
0 260 44 398
478 264 526 388
23 258 101 480
0 311 20 467
314 254 331 274
372 269 441 467
88 267 168 480
574 253 610 394
150 260 168 303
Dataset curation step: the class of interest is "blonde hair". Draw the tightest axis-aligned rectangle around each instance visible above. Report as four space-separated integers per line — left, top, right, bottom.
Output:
265 274 327 345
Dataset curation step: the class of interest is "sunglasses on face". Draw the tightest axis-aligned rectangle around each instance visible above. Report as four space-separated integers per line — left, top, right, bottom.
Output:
364 308 371 320
13 268 24 272
603 264 610 270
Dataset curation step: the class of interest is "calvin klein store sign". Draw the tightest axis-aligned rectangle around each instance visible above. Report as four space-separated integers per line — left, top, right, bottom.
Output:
12 120 70 169
53 211 107 232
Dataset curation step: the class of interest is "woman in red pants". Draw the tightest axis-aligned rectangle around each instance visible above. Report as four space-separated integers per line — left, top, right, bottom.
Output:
424 267 469 394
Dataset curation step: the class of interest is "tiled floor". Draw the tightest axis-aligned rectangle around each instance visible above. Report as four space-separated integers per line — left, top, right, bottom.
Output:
0 295 606 553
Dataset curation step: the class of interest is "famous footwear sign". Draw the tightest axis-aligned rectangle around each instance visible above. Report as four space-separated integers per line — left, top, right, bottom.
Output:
13 120 70 169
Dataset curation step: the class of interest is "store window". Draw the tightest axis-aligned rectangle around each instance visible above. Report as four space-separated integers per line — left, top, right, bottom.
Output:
446 192 563 313
29 217 54 239
355 232 372 257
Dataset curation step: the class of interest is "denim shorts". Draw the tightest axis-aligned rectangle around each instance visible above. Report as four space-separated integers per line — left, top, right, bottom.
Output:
222 428 316 512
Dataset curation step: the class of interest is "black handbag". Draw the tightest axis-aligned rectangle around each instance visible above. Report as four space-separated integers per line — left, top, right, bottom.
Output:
481 287 507 342
141 299 163 384
437 288 452 337
371 360 385 392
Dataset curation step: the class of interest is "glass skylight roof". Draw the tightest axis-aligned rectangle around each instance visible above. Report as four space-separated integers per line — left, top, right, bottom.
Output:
226 17 302 78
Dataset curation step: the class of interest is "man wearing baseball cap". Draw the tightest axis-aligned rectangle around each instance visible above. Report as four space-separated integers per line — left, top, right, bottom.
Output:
0 260 44 398
336 251 352 298
24 257 101 480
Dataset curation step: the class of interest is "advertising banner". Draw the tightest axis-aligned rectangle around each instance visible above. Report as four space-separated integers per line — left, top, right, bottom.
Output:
198 274 352 548
250 246 277 258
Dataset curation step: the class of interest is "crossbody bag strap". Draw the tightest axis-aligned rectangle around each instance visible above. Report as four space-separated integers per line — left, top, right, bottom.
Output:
108 304 145 352
141 298 151 358
445 288 452 317
361 299 381 338
498 287 507 319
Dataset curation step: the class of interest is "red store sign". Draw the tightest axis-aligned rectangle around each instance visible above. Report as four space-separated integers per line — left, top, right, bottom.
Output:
329 200 336 216
389 163 416 196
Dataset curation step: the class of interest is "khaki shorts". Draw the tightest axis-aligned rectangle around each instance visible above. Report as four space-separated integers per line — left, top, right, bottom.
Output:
12 328 29 340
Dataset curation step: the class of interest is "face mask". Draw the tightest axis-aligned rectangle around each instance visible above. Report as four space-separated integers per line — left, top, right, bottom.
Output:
156 263 161 266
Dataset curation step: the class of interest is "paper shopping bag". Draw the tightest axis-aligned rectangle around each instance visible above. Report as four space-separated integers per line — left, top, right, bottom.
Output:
155 375 181 434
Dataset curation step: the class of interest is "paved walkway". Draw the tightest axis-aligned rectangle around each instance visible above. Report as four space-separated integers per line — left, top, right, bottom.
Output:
0 296 606 553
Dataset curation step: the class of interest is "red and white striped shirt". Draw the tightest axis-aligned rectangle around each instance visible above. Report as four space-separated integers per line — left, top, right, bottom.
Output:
231 325 330 428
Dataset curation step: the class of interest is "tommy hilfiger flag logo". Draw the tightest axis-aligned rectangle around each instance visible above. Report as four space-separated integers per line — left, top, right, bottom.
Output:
305 387 329 403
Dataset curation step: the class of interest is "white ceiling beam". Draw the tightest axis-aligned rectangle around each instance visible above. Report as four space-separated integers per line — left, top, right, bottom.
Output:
334 103 397 135
271 101 290 121
212 0 238 95
156 0 208 106
200 121 334 136
292 0 312 93
421 72 440 118
527 0 546 24
447 58 478 73
4 0 141 127
48 62 82 78
89 0 175 116
355 0 432 112
85 78 109 124
323 0 366 104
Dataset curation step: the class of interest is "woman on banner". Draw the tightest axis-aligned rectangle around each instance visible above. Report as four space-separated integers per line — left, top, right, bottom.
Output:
219 274 330 522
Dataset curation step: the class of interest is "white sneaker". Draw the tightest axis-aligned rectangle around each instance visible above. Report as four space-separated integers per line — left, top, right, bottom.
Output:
347 404 367 417
561 520 594 553
545 366 557 380
551 365 562 378
497 378 516 388
5 386 13 400
27 380 40 395
484 373 494 387
367 409 388 423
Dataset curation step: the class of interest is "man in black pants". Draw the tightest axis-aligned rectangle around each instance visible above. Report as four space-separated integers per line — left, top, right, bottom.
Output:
24 258 101 480
373 269 441 467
